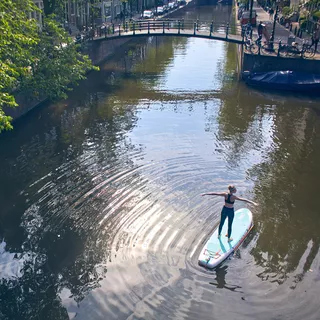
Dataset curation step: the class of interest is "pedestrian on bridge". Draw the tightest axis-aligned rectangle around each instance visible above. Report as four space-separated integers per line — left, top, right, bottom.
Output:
313 26 320 53
258 21 263 40
268 8 274 20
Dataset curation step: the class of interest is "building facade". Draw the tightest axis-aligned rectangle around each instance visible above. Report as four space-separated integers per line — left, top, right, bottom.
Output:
30 0 44 29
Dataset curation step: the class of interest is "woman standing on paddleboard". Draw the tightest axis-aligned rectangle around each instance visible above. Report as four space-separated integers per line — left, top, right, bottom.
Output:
201 185 258 242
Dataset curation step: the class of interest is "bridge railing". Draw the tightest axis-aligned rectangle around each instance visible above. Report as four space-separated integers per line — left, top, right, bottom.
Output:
97 19 240 40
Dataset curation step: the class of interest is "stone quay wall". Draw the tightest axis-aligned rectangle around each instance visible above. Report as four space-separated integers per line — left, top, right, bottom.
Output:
242 52 320 75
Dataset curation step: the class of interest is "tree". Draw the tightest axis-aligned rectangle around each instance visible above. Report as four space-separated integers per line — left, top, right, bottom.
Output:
0 0 98 133
20 16 98 102
0 0 39 132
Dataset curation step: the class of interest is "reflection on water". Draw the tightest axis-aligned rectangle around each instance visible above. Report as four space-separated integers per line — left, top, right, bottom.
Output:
0 5 320 320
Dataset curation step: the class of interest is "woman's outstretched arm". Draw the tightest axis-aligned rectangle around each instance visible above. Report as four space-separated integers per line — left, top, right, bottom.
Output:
234 196 258 206
201 192 227 197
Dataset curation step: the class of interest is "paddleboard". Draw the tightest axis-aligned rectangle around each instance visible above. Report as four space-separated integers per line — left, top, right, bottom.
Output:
198 208 253 269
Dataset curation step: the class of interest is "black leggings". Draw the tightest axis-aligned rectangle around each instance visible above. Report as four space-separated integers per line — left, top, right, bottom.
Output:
218 207 235 238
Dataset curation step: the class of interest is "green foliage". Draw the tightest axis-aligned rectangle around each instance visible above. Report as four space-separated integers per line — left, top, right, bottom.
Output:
0 0 98 133
312 10 320 20
281 6 292 18
20 16 99 101
0 0 39 132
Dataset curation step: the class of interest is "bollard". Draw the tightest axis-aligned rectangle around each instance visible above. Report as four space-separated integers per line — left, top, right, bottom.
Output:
125 22 128 32
112 23 115 34
226 23 229 39
196 19 199 31
178 20 180 34
241 26 245 40
133 23 135 35
194 22 196 35
277 40 281 57
104 26 107 38
119 24 121 36
148 21 150 34
163 21 165 34
182 18 184 30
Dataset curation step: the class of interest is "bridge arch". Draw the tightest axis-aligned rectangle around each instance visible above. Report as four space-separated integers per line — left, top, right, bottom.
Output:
91 20 244 45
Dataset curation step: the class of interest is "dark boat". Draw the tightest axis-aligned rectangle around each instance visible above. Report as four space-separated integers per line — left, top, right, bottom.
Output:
242 70 320 93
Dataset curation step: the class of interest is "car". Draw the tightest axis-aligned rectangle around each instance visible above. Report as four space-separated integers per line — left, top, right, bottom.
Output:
240 10 257 27
163 5 169 13
156 6 164 15
142 10 154 19
168 2 175 10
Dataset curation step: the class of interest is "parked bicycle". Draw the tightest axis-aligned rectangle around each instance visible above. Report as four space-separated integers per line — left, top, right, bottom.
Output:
244 37 259 53
242 23 253 40
244 36 272 55
279 40 315 58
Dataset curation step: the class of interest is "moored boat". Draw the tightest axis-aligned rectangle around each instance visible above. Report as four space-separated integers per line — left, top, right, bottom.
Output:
242 70 320 93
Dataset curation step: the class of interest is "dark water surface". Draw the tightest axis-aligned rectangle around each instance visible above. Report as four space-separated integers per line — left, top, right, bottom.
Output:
1 6 320 320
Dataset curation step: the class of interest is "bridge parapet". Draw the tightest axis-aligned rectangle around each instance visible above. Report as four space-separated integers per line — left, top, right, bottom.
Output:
92 19 244 44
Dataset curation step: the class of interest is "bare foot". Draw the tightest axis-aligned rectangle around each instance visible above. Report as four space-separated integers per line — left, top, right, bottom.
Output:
228 238 233 242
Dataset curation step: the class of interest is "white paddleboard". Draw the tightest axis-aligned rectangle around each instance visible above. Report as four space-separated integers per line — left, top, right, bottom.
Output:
198 208 253 269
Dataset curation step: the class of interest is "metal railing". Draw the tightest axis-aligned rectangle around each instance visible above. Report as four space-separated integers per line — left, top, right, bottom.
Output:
95 19 241 42
243 36 316 59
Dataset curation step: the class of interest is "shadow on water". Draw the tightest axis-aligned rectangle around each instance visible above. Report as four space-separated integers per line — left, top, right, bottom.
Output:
209 265 243 292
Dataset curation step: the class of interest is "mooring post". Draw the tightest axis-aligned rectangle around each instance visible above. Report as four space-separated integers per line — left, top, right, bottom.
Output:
226 23 229 39
277 40 281 57
194 22 196 35
178 20 180 34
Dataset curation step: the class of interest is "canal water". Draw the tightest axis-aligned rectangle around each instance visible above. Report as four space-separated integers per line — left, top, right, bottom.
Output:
1 5 320 320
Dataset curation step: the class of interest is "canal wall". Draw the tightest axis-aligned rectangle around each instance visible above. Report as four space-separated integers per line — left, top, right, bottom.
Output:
242 52 320 75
